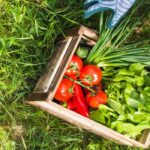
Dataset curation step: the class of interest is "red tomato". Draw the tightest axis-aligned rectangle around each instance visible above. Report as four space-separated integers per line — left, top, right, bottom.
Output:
69 75 77 80
65 55 83 76
54 78 74 102
86 91 107 108
80 65 102 86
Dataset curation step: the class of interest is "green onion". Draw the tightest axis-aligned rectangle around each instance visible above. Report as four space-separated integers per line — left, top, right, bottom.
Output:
85 2 150 69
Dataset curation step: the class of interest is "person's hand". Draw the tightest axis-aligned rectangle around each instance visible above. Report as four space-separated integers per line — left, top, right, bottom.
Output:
84 0 136 28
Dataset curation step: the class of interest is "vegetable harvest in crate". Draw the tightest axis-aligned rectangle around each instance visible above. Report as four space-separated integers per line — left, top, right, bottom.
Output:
54 2 150 140
54 46 150 139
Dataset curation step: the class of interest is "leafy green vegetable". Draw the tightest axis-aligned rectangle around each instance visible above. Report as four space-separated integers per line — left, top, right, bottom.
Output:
144 76 150 86
129 63 144 75
90 63 150 138
144 87 150 97
108 99 125 116
90 104 117 126
111 121 150 138
127 112 150 123
125 97 146 110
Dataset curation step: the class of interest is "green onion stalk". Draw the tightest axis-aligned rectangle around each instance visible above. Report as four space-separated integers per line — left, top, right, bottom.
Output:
85 2 150 73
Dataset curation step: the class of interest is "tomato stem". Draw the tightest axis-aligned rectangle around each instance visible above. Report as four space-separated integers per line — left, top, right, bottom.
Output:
64 75 96 94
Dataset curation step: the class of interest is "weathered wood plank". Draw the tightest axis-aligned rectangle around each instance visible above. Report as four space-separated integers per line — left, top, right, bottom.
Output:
47 35 82 101
26 101 148 149
82 26 99 41
139 129 150 148
145 131 150 149
65 26 98 41
27 93 49 101
81 35 97 46
33 37 72 93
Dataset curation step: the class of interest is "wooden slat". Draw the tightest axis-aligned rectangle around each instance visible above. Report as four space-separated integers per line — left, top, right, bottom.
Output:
27 93 49 101
26 101 148 149
33 37 72 93
65 26 98 42
81 35 97 46
139 129 150 148
47 35 82 101
145 131 150 148
64 26 84 36
82 26 99 41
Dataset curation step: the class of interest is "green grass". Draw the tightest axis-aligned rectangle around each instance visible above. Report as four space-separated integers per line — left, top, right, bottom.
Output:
0 0 149 149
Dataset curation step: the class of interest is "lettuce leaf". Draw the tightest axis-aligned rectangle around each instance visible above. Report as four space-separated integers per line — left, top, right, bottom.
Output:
127 111 150 123
111 121 150 138
90 104 117 126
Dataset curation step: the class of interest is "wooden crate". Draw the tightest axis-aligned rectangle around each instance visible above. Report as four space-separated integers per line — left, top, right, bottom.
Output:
26 26 150 149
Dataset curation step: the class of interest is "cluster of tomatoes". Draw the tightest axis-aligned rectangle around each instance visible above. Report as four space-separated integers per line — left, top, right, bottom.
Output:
54 55 107 118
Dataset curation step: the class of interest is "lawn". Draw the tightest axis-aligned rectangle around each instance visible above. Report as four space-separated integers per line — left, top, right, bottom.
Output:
0 0 150 150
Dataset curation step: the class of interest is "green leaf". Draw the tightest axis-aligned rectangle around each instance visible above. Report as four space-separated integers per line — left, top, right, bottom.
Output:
126 97 146 110
130 91 140 100
145 102 150 111
127 111 150 123
113 75 136 83
90 109 106 124
124 83 135 96
144 87 150 97
98 104 114 112
108 99 125 116
90 104 117 125
136 76 144 86
0 38 5 48
129 63 144 75
144 76 150 86
140 89 149 104
111 121 150 138
125 105 136 114
117 69 135 76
